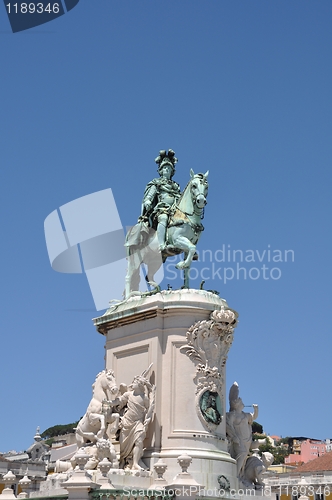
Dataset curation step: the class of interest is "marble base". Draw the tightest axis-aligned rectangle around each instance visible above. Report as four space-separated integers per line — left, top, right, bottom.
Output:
94 289 239 491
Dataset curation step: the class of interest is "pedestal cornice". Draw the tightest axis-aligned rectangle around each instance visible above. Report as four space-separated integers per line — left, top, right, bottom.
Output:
93 289 231 335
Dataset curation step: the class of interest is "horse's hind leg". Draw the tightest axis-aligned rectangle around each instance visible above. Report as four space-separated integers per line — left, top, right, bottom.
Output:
125 251 141 297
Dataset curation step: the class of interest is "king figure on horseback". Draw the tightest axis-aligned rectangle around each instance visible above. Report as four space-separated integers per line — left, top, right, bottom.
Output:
124 149 209 298
140 149 180 252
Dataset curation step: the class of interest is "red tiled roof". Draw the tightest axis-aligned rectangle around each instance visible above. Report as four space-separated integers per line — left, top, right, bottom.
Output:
295 452 332 473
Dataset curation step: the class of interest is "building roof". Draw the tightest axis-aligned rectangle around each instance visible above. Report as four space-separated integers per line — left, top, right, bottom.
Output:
295 451 332 473
5 453 29 462
50 443 77 462
289 436 327 443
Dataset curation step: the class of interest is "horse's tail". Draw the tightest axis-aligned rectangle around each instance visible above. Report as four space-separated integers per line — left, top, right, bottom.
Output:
125 221 154 256
125 222 145 253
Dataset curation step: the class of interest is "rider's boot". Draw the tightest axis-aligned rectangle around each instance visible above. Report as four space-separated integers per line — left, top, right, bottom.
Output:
157 218 167 252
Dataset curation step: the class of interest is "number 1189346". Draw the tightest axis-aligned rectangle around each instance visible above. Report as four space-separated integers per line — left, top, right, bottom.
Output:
6 3 60 14
279 485 330 497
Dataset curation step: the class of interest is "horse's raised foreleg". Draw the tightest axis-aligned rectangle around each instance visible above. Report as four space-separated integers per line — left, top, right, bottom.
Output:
175 237 196 270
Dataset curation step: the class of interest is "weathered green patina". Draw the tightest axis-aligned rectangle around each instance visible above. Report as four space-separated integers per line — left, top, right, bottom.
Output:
124 149 209 297
199 390 222 426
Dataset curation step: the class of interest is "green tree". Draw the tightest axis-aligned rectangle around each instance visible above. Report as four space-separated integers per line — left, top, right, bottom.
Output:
41 421 79 439
259 440 289 465
252 421 263 434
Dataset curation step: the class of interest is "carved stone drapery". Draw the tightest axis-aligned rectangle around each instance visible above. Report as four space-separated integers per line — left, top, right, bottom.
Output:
180 308 238 432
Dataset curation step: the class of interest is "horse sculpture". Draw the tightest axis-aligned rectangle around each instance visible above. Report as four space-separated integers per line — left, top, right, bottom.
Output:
75 370 120 447
125 169 209 298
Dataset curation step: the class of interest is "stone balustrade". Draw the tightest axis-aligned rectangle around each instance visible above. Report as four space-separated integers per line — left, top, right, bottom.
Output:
265 474 332 487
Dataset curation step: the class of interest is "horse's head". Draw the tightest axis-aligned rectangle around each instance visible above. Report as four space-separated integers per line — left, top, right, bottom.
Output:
190 169 209 209
105 369 119 396
94 369 118 398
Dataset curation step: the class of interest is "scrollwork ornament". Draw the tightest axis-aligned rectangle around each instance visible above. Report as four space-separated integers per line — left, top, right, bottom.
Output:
180 308 238 431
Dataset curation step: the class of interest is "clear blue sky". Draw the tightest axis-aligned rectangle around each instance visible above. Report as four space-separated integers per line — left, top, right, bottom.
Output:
1 0 331 452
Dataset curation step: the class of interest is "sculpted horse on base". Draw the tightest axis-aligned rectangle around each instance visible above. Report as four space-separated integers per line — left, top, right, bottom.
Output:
125 169 209 298
75 370 120 447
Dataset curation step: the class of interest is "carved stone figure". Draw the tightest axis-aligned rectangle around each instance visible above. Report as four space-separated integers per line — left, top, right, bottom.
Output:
71 439 117 470
242 452 274 489
124 149 209 296
180 309 238 432
115 366 156 471
226 382 258 481
75 370 120 447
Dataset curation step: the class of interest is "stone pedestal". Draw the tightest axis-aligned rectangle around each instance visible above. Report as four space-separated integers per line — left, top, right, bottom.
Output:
0 471 17 500
62 450 98 500
94 289 238 492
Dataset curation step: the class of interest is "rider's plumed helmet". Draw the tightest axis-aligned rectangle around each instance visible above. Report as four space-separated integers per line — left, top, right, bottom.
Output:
155 149 178 177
